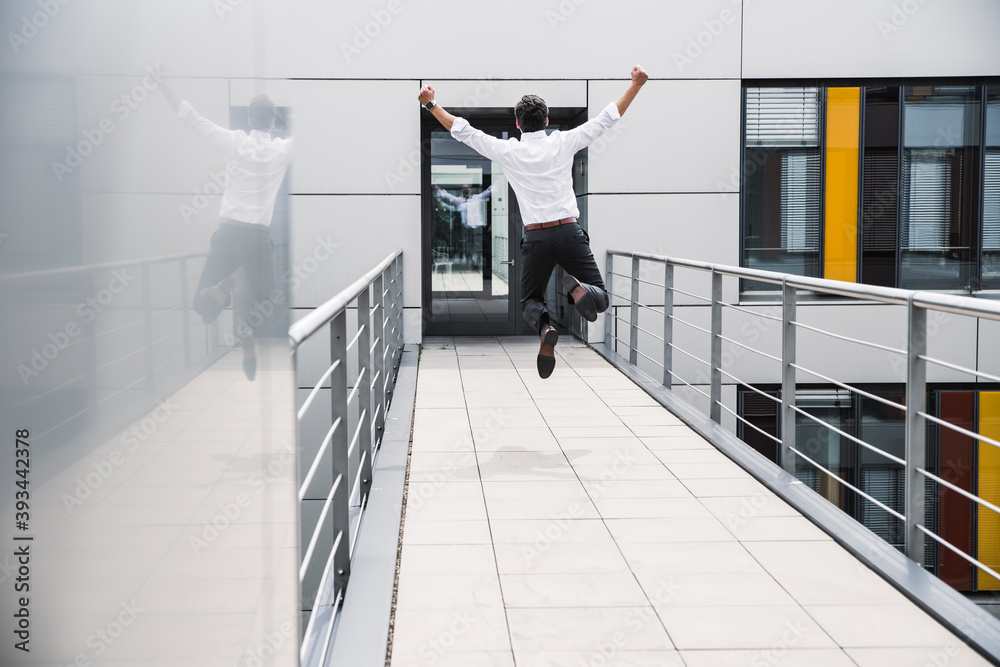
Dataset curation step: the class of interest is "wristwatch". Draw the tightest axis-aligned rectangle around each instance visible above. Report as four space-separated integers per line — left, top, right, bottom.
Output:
423 100 436 111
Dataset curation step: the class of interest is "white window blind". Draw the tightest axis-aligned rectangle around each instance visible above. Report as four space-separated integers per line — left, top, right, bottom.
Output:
901 150 952 250
746 87 821 148
984 151 1000 251
780 152 822 250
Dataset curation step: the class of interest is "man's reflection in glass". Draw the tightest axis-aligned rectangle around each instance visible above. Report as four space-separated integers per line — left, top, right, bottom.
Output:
434 183 491 270
157 72 292 380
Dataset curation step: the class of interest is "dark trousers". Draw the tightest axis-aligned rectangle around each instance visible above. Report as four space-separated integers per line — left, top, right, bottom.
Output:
520 222 609 335
193 223 275 334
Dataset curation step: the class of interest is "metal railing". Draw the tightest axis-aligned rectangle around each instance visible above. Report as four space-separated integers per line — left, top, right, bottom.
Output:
605 250 1000 577
0 252 219 443
290 250 403 665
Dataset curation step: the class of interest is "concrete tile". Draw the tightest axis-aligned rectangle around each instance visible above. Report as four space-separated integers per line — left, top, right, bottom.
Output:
494 541 631 575
501 572 649 608
657 605 837 650
507 607 673 652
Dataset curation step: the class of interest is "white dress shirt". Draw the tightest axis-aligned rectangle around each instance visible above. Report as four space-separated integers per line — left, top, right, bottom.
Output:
450 102 621 226
178 101 293 228
435 185 492 228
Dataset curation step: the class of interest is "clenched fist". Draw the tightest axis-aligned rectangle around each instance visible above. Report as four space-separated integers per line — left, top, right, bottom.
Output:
418 85 435 105
631 66 648 87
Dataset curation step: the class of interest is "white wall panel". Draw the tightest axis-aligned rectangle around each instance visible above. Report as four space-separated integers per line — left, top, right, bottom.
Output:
260 0 741 80
287 195 420 310
743 0 1000 78
980 319 1000 385
585 192 739 343
586 79 742 195
425 80 587 111
230 79 420 195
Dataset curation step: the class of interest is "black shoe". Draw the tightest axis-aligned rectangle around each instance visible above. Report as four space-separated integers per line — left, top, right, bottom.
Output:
562 274 597 322
537 325 558 379
242 355 257 381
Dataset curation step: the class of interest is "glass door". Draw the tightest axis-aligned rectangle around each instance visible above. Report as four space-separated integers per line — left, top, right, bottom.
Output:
423 119 518 335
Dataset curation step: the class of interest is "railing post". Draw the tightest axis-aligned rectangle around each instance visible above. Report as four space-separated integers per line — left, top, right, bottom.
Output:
709 270 722 423
605 253 614 349
905 298 927 565
373 270 387 441
394 255 404 358
179 259 191 367
629 256 640 365
781 280 797 475
356 285 373 506
141 263 155 391
662 262 673 390
330 311 351 595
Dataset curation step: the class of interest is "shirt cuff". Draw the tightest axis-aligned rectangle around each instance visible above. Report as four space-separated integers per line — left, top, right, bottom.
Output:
604 101 621 120
450 116 469 136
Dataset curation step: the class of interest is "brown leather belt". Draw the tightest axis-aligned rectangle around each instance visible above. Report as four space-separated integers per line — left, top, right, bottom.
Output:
524 217 577 232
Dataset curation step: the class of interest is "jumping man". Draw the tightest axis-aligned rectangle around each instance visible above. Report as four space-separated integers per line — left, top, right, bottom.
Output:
418 66 648 377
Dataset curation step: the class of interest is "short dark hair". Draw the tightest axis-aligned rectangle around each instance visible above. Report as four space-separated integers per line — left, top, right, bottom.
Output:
248 95 276 131
515 95 547 133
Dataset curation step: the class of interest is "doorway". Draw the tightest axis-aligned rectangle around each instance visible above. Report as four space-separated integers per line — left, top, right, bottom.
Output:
421 108 586 336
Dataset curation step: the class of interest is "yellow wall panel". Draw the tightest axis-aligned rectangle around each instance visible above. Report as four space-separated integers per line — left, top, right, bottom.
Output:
979 392 1000 589
824 87 860 283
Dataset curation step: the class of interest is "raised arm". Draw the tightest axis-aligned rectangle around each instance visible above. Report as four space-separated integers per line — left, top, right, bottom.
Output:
418 84 506 163
418 85 457 131
616 65 648 117
433 185 461 206
154 65 238 155
152 65 182 113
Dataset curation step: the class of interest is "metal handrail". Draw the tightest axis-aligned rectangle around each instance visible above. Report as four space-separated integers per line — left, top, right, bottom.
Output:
0 252 206 284
289 251 401 346
291 249 403 667
605 248 1000 586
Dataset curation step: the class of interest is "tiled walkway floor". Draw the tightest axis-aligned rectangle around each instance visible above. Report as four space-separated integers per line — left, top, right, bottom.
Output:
389 336 990 667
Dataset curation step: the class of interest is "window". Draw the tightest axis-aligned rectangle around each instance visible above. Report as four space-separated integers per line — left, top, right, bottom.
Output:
744 81 1000 292
899 85 980 290
737 385 1000 591
983 86 1000 287
743 87 823 284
